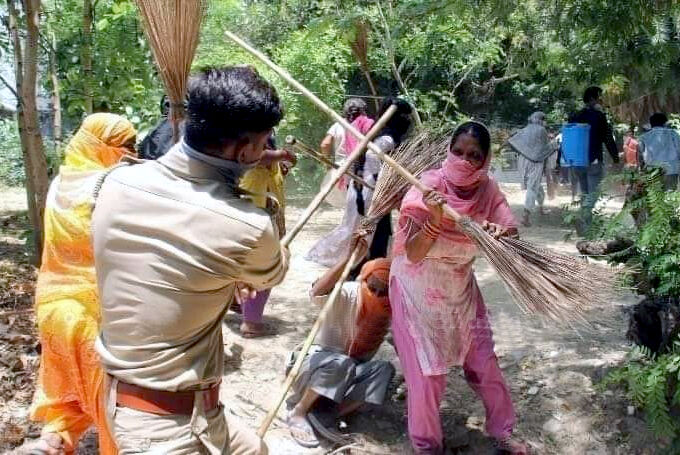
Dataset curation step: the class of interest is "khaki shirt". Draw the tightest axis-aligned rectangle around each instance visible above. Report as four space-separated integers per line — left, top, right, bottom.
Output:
93 143 288 391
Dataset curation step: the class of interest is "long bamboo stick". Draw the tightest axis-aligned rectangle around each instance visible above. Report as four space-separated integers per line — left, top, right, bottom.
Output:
256 247 361 437
285 136 375 190
224 31 463 224
280 105 397 247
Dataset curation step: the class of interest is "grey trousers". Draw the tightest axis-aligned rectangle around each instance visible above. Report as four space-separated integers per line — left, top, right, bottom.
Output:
572 162 604 225
287 347 395 409
664 174 679 191
522 161 545 211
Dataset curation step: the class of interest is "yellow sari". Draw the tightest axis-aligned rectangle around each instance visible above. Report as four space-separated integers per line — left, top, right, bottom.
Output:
30 113 136 454
240 162 286 233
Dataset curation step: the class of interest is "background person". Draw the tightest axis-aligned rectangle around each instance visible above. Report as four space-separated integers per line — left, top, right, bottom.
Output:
569 86 621 227
508 111 554 227
638 112 680 191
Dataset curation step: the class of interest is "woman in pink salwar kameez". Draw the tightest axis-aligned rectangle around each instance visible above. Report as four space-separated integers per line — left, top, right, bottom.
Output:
390 122 528 455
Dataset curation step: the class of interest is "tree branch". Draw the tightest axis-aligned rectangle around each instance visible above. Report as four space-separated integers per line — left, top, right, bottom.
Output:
453 65 475 93
375 0 423 127
0 73 20 101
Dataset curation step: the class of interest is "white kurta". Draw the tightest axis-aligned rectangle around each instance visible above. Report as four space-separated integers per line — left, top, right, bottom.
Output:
306 136 394 267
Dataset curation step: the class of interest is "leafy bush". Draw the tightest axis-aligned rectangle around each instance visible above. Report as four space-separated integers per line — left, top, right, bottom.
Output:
587 170 680 444
601 342 680 444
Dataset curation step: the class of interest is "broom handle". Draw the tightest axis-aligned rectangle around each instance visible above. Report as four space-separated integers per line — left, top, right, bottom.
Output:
257 247 361 437
285 136 375 190
224 31 463 224
280 105 397 247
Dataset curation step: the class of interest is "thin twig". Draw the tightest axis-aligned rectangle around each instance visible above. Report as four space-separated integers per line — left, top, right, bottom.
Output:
0 73 20 102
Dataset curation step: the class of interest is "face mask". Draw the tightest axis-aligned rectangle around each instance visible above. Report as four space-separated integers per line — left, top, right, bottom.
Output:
442 153 488 188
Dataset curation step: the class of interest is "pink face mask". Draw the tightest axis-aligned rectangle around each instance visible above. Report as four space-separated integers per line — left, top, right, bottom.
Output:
441 152 489 189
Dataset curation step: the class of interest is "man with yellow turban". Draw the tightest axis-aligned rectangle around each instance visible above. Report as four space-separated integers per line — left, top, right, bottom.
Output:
27 113 137 454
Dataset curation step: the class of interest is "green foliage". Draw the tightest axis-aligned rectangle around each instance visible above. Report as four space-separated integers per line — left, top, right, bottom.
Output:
44 0 163 133
0 119 61 186
601 340 680 442
9 0 680 191
569 169 680 298
591 170 680 443
0 119 24 186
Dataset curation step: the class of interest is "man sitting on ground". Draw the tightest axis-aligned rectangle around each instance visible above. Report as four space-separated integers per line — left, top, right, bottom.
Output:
287 239 395 448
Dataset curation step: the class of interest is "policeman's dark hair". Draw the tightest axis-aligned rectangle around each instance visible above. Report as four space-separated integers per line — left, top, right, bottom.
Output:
184 66 283 151
650 112 668 128
450 121 491 157
583 86 603 104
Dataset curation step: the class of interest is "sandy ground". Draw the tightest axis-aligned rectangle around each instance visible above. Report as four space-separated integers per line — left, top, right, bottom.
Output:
0 182 662 454
220 183 658 455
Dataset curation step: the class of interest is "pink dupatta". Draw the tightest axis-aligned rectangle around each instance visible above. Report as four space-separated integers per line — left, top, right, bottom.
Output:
343 115 375 157
393 152 516 256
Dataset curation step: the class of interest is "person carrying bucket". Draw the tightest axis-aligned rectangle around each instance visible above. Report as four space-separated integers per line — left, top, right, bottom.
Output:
567 86 620 228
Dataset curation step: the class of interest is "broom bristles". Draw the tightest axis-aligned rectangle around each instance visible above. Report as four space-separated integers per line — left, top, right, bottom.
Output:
458 217 623 323
361 132 624 324
364 131 449 225
135 0 204 110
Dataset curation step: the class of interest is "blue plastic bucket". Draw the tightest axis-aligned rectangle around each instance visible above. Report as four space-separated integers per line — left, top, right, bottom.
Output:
561 123 590 167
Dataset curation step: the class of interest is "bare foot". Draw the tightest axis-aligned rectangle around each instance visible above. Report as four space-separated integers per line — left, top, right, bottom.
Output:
240 321 272 338
21 433 64 455
287 411 320 448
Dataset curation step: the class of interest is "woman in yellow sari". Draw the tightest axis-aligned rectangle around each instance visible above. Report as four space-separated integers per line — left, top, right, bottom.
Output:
237 135 295 337
27 113 136 454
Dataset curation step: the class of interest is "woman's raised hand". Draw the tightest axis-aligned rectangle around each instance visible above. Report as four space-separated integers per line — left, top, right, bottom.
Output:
423 190 445 225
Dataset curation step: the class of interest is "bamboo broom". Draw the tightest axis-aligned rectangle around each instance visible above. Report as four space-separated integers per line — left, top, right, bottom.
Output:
362 131 449 228
135 0 204 143
285 135 375 190
224 30 621 321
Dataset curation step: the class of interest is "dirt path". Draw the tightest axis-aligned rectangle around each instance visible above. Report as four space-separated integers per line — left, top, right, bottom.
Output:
222 184 658 455
0 183 660 454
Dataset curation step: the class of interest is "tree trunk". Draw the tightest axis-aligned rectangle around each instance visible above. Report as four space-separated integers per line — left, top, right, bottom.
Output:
48 32 62 150
9 0 50 265
82 0 94 114
375 0 423 127
361 69 380 112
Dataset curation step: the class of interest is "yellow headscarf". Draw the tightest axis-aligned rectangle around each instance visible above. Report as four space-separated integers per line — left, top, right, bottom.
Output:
36 113 137 308
63 112 137 171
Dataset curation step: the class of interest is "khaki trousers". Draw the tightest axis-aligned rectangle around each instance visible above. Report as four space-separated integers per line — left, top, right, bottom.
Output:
105 377 267 455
